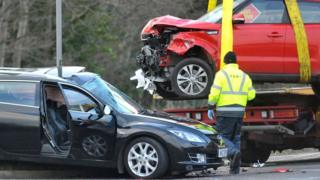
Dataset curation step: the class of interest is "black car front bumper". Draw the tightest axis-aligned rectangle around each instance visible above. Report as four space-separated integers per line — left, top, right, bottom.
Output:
167 138 226 174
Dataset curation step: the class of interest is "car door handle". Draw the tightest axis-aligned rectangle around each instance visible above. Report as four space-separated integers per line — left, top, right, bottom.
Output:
267 32 283 38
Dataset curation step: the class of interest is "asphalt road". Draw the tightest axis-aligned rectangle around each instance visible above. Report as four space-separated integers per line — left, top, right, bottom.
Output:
0 151 320 179
188 151 320 180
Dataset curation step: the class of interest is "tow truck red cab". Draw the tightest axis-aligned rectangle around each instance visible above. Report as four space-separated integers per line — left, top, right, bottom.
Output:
135 0 320 99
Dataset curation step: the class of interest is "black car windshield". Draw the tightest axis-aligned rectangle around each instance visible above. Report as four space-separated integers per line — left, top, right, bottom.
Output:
197 0 245 23
81 76 144 114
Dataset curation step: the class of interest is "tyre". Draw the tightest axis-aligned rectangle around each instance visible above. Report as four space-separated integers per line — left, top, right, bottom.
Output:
257 148 272 163
155 82 178 99
241 141 271 164
124 137 168 179
171 57 214 98
81 134 108 158
311 82 320 97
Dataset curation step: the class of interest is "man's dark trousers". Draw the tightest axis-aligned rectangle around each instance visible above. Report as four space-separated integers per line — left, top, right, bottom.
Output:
216 116 243 171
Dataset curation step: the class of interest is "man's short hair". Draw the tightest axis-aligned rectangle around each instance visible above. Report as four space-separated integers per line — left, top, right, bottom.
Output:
224 51 237 64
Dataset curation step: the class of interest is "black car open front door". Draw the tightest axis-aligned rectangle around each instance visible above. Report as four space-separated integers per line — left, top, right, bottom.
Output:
42 82 72 156
60 84 116 161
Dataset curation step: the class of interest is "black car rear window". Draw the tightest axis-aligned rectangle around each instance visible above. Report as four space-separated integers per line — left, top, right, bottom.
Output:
0 82 37 106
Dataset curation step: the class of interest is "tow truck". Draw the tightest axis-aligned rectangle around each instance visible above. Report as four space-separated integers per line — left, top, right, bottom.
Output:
164 87 320 164
130 0 320 166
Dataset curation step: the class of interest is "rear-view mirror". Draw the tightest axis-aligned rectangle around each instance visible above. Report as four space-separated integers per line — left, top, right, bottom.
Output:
104 105 112 115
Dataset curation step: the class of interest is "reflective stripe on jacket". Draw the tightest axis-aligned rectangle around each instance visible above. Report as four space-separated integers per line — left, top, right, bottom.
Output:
208 64 256 109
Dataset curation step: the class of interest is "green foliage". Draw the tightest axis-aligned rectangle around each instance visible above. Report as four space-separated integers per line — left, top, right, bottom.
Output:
63 5 118 75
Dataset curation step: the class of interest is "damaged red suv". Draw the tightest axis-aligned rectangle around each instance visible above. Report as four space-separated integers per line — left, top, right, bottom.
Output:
134 0 320 99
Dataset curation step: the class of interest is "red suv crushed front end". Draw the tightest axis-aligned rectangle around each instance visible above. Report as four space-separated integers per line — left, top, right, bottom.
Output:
133 14 221 99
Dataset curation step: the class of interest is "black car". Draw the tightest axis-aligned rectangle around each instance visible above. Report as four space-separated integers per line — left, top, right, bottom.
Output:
0 71 226 179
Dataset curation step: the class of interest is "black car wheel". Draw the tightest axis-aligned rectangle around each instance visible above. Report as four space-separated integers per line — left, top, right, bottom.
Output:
82 135 107 157
124 137 168 179
172 58 213 98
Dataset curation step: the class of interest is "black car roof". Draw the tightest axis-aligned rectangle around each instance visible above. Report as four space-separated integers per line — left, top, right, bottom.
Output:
0 70 67 83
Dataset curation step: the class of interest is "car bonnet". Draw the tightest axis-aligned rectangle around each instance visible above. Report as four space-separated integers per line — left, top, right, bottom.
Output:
132 110 217 135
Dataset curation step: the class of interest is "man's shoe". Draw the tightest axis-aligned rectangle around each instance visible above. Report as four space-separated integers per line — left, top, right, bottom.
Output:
230 151 241 174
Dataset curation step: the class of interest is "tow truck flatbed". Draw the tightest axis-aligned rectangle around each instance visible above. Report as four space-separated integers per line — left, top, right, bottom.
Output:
164 87 320 164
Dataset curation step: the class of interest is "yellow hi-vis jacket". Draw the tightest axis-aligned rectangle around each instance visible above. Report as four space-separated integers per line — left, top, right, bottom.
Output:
208 64 256 109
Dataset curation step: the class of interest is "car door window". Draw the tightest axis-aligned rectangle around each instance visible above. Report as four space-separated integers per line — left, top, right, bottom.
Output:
298 1 320 23
238 0 287 24
62 86 99 115
0 82 37 106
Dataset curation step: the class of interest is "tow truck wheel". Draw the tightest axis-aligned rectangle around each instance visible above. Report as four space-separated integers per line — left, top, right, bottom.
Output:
171 58 213 98
311 82 320 97
241 141 271 164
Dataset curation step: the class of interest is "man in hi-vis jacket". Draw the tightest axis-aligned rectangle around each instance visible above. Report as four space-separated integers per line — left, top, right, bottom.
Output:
208 51 256 174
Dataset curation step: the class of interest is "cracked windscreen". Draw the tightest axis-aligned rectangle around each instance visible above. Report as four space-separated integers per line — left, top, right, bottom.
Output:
80 75 144 114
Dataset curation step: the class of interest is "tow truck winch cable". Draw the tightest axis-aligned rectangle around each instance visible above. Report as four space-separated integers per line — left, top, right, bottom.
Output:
207 0 217 12
284 0 311 83
208 0 311 82
220 0 234 68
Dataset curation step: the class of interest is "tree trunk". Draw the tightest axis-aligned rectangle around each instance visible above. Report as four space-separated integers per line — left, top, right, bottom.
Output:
13 0 29 67
45 1 53 64
0 0 10 67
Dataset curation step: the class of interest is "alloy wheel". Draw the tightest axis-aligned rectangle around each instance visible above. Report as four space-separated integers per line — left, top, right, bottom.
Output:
127 142 159 177
176 64 208 95
82 135 107 157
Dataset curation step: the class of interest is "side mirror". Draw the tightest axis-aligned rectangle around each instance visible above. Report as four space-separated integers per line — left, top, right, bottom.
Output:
104 105 112 115
232 13 245 24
